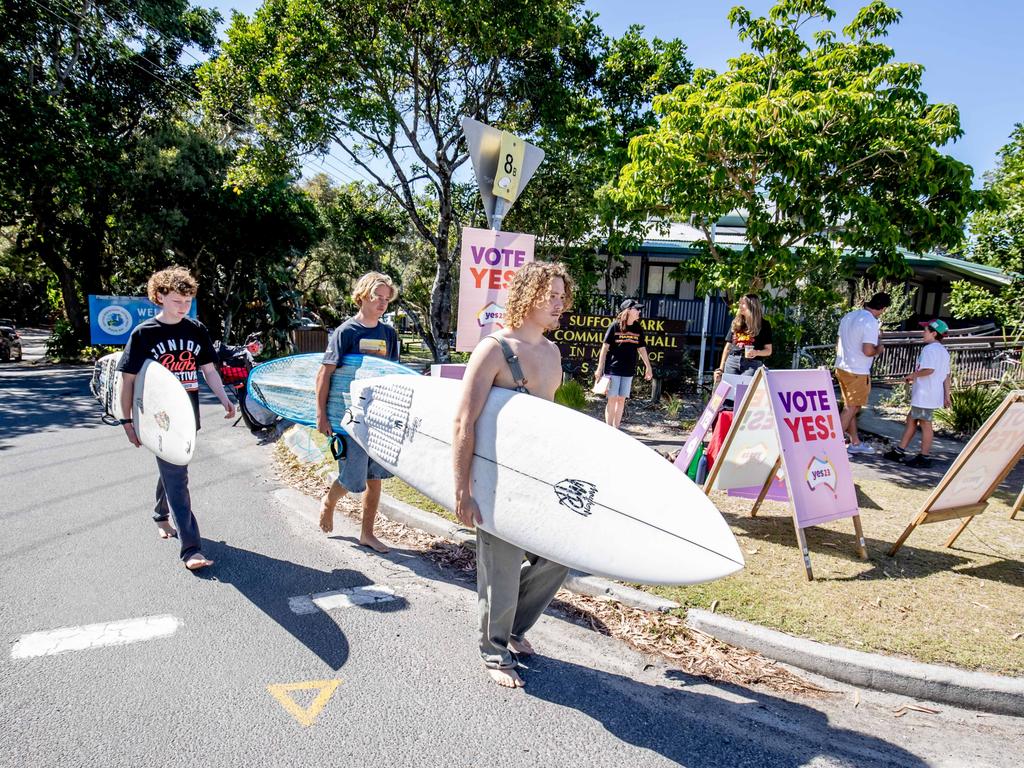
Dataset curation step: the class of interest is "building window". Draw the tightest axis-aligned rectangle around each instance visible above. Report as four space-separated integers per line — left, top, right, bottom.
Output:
646 265 679 297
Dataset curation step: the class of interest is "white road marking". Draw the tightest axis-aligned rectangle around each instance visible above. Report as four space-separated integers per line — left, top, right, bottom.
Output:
288 585 398 615
10 615 181 659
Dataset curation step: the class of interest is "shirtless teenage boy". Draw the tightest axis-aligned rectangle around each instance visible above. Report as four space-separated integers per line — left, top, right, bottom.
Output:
453 261 574 688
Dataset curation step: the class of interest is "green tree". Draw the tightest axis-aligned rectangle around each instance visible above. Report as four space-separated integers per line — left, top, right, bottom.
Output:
613 0 981 302
506 25 692 312
0 0 219 344
110 123 323 350
202 0 610 360
299 174 406 326
948 124 1024 331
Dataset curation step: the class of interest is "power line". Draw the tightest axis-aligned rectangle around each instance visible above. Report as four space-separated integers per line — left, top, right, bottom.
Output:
81 0 383 190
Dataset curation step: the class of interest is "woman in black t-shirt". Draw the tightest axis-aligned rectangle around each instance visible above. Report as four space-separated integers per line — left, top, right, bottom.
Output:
714 293 773 381
593 299 654 428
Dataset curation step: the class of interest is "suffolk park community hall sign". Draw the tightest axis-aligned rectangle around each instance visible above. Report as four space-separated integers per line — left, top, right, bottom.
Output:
551 313 688 377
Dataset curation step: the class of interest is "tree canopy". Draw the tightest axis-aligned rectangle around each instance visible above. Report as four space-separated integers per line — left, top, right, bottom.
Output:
0 0 219 341
201 0 690 359
613 0 982 300
948 124 1024 331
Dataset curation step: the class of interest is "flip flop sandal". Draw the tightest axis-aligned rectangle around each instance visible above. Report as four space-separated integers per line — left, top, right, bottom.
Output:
185 556 214 571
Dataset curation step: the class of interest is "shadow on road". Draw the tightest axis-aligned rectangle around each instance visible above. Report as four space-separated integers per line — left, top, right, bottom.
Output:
525 658 928 768
0 365 102 449
198 540 408 672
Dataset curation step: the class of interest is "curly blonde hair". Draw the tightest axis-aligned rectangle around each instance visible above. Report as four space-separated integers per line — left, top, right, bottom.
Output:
351 272 398 305
504 261 574 330
148 266 198 305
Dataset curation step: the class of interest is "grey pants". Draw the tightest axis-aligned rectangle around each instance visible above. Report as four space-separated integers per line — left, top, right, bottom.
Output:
153 457 203 561
476 528 569 669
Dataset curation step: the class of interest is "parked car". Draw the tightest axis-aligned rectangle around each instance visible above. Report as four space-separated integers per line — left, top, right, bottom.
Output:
0 325 22 362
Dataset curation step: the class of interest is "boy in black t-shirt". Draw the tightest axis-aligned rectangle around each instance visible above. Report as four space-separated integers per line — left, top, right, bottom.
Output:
117 267 235 571
316 272 400 553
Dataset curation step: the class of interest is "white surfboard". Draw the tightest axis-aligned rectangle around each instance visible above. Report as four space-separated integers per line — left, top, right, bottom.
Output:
341 375 745 585
91 352 197 466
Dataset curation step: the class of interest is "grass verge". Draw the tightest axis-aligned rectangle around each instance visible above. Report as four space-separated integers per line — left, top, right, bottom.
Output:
653 480 1024 676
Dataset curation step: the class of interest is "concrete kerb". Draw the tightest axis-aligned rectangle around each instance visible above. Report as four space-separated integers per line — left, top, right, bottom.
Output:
687 610 1024 717
280 423 1023 715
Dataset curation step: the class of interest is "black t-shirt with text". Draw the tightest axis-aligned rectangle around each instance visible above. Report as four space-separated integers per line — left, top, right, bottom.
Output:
726 319 773 356
603 321 648 377
725 318 773 375
117 316 215 427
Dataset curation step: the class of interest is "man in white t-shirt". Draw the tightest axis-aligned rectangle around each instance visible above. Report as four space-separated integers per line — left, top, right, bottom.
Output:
883 319 952 468
834 292 891 454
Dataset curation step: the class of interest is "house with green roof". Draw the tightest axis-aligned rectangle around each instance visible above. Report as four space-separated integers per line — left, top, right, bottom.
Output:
596 219 1011 337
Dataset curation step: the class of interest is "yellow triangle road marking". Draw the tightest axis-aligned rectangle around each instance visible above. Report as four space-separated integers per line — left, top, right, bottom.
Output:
266 679 341 727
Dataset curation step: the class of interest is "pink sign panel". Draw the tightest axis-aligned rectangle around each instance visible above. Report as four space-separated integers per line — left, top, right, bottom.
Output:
764 369 859 528
728 475 789 502
430 364 467 380
675 381 731 472
455 227 535 352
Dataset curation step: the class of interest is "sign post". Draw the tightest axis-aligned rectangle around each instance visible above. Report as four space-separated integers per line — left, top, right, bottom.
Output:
703 368 866 580
889 390 1024 554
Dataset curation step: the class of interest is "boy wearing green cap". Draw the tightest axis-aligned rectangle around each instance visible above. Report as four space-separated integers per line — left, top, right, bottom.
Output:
884 319 952 468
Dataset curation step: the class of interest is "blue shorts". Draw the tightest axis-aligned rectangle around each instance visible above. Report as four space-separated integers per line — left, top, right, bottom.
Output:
607 375 633 398
336 435 392 493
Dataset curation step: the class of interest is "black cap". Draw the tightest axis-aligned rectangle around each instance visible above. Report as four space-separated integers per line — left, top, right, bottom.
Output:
619 299 644 312
865 292 892 310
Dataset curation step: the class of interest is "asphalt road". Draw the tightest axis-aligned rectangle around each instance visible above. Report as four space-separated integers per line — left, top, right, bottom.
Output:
1 355 1021 767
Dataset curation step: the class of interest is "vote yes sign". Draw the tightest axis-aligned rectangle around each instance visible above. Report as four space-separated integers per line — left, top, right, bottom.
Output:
766 369 858 528
455 227 535 352
705 368 863 579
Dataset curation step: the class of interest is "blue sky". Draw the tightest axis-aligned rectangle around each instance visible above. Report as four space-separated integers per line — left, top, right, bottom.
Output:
204 0 1023 185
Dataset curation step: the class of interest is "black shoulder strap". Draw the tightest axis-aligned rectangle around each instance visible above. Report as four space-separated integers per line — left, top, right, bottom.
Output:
488 335 530 393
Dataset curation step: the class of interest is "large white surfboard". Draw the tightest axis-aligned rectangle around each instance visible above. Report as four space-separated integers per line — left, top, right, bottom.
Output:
91 352 197 466
342 375 744 585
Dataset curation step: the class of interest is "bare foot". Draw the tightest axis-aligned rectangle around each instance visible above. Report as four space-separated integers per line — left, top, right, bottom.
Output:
156 520 177 539
487 667 524 688
319 495 335 534
184 553 214 571
509 637 534 656
359 533 390 554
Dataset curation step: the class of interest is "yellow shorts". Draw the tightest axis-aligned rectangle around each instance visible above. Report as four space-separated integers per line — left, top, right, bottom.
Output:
835 368 871 408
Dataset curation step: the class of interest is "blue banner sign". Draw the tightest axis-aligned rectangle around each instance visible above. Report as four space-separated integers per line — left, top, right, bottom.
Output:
88 295 198 345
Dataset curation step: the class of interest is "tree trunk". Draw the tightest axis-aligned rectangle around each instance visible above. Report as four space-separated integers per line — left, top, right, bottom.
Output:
429 251 453 363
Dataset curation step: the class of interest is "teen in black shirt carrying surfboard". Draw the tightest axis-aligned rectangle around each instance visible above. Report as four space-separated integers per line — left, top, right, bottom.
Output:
117 267 235 571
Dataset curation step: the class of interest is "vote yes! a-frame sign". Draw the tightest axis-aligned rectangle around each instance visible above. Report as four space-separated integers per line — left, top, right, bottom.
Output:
889 390 1024 555
703 368 867 580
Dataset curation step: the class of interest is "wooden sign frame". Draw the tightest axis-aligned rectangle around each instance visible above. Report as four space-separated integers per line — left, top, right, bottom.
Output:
889 391 1024 555
703 368 867 580
1010 486 1023 521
